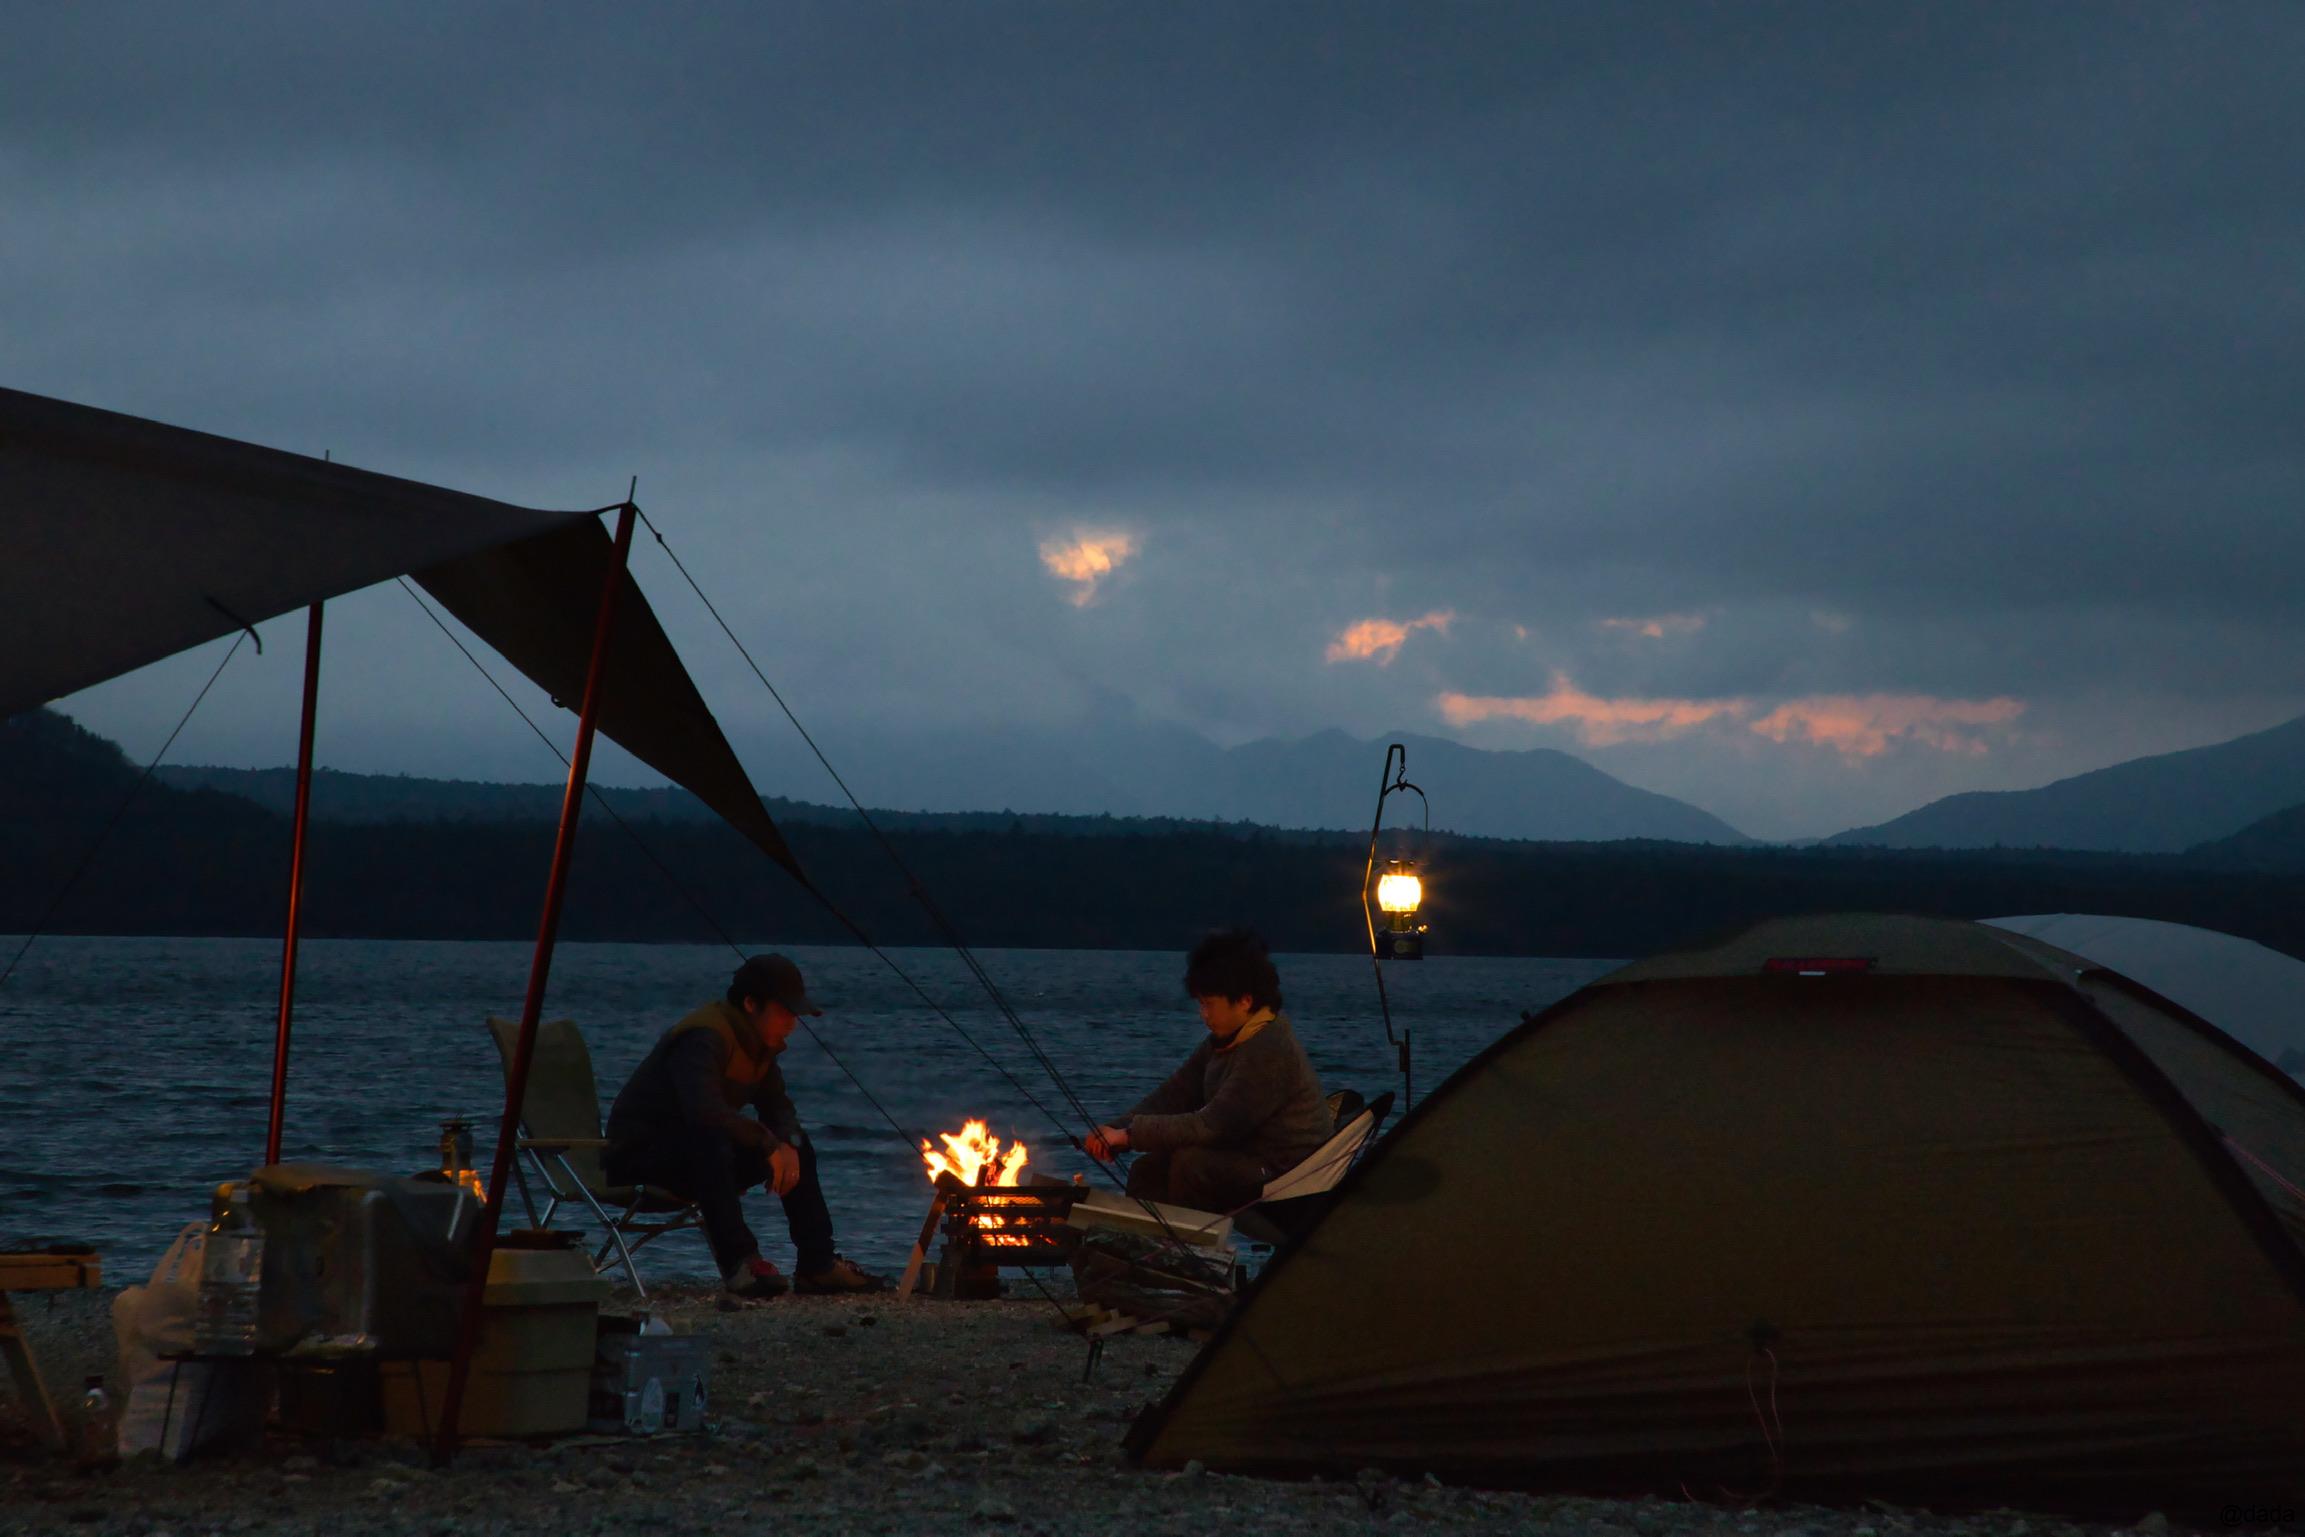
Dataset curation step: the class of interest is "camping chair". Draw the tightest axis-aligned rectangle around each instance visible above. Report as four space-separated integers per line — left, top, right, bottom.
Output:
1232 1089 1396 1246
1066 1092 1396 1315
483 1017 701 1299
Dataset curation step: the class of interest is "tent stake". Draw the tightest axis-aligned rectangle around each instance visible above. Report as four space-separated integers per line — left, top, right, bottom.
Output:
434 501 639 1463
265 601 324 1165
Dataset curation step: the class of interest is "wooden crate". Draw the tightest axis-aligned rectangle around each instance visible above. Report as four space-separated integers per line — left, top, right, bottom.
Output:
0 1250 101 1292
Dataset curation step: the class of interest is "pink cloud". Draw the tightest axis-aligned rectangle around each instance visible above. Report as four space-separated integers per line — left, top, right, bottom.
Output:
1746 694 2026 759
1325 609 1456 665
1436 675 1749 746
1436 676 2027 758
1037 529 1140 606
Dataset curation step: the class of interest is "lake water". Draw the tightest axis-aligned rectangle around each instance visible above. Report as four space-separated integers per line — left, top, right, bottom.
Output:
0 937 1615 1282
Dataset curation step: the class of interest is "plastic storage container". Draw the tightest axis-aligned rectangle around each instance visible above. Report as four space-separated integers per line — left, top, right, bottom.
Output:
379 1234 609 1438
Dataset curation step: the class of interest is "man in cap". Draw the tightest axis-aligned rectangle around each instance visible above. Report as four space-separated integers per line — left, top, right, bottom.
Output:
604 954 886 1297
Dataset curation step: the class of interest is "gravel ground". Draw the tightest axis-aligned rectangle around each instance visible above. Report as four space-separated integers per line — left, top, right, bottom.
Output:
2 1286 2198 1537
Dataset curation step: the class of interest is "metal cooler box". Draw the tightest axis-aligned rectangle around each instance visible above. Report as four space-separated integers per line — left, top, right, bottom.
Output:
242 1163 477 1357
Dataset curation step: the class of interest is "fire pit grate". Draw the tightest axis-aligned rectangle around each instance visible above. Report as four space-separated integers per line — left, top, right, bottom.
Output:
911 1173 1085 1299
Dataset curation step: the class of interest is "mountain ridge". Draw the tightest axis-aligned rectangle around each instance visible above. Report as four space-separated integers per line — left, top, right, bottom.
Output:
1822 714 2305 853
155 723 1753 845
2189 801 2305 872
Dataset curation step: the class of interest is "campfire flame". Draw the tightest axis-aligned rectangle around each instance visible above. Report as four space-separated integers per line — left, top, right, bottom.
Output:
922 1121 1033 1247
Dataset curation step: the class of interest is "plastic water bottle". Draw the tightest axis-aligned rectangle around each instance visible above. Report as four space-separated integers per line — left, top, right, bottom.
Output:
196 1182 264 1355
76 1377 114 1467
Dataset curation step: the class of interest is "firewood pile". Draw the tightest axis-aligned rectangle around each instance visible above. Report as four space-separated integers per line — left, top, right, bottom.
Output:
1066 1228 1236 1335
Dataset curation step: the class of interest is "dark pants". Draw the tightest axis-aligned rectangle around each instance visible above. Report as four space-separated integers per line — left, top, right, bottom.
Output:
604 1124 836 1275
1124 1145 1273 1213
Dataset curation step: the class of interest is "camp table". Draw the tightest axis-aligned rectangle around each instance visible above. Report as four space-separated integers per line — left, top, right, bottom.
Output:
0 1247 102 1449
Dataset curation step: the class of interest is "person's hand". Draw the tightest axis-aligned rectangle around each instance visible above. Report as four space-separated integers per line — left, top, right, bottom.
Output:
1084 1124 1129 1163
766 1140 802 1197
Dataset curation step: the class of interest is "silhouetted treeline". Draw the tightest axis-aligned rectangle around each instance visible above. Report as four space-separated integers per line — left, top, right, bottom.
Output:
9 708 2305 960
12 797 2305 960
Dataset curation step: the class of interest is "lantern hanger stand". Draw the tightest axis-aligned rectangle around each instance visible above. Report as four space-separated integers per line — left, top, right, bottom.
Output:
1361 742 1429 1111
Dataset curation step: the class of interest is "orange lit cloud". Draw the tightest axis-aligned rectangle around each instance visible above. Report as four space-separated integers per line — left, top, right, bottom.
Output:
1437 676 1748 746
1325 610 1456 665
1598 612 1708 640
1747 694 2025 758
1437 676 2025 758
1037 529 1139 606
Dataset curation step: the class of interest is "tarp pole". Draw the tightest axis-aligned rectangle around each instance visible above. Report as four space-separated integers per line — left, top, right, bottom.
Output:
434 502 637 1463
265 601 324 1165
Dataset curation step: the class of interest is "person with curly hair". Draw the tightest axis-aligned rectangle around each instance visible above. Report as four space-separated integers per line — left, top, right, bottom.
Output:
1085 928 1331 1211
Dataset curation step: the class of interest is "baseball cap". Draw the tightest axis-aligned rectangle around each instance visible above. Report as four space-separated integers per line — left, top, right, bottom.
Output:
730 953 823 1016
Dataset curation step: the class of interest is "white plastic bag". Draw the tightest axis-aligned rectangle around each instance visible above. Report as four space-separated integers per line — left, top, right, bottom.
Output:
113 1221 265 1459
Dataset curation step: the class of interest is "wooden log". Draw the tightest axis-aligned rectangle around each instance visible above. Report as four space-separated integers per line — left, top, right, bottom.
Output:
895 1192 948 1303
0 1252 101 1292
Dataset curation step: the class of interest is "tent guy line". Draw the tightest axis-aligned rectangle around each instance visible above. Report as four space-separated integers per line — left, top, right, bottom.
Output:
0 628 249 993
632 503 1239 1281
634 506 1118 1135
402 539 1134 1339
394 574 927 1153
400 565 1087 1161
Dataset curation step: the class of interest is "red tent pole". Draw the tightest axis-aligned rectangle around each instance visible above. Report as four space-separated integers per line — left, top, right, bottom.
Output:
265 601 324 1166
434 501 637 1462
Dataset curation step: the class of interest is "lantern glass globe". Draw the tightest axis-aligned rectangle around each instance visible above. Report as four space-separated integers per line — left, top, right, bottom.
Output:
1376 870 1423 915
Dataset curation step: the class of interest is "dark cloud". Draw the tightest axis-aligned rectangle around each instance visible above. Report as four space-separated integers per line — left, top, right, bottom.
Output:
8 3 2303 838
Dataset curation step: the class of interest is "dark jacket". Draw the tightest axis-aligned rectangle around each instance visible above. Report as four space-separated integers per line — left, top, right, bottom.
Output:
1120 1011 1331 1166
605 999 801 1152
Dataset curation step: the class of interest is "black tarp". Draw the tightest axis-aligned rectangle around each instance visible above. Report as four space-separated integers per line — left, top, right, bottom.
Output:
3 384 806 885
418 518 808 884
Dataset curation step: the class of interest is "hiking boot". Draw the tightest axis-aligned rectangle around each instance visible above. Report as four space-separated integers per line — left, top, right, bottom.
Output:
793 1254 890 1294
723 1255 789 1299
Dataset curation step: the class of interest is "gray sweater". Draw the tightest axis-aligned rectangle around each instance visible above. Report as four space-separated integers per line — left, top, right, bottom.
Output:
1121 1012 1331 1165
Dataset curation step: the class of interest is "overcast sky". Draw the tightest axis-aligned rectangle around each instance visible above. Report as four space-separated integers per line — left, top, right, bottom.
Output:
10 3 2302 840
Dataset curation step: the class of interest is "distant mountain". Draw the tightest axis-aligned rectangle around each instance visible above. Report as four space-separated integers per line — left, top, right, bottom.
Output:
3 709 276 832
1211 731 1749 844
2189 802 2305 872
1823 714 2305 852
154 763 1329 842
159 725 1750 845
157 764 726 826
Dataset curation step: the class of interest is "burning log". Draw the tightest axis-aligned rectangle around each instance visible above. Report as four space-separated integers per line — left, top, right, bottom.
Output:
919 1121 1034 1247
901 1119 1084 1299
920 1119 1028 1189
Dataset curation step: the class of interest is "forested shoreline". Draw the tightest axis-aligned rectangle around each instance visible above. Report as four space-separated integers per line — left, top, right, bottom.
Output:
11 709 2305 959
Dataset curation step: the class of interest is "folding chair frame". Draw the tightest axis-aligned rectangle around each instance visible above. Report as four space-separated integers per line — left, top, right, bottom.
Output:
506 1134 701 1300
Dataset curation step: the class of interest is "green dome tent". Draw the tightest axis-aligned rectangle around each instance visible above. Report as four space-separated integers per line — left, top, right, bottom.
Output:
1127 914 2305 1515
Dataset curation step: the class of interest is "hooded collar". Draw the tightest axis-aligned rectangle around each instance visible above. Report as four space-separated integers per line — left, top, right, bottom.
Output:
1214 1006 1278 1054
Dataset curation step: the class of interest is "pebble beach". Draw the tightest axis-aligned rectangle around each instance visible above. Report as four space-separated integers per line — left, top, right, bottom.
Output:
2 1284 2200 1537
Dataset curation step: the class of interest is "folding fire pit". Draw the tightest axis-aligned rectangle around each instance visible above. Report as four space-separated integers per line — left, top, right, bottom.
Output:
909 1172 1085 1299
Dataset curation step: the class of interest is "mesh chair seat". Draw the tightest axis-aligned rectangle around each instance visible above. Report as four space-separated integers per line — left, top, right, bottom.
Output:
484 1016 702 1298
